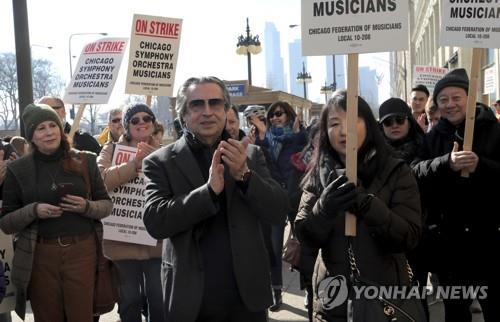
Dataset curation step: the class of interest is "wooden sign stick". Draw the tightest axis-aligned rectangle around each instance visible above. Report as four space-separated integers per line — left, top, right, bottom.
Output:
68 104 86 144
146 95 152 106
345 53 359 237
461 48 481 178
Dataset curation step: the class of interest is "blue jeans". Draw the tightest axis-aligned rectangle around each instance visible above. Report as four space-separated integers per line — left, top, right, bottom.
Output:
114 258 164 322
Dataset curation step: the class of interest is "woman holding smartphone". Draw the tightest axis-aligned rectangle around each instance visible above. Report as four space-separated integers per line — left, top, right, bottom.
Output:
0 103 112 322
97 103 163 322
249 101 307 311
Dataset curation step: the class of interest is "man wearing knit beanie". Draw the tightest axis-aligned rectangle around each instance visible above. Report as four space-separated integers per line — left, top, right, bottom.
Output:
432 68 469 107
414 67 500 320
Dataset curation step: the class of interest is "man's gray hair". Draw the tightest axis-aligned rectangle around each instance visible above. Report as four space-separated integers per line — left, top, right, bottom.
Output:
108 108 123 122
176 76 231 123
37 96 65 107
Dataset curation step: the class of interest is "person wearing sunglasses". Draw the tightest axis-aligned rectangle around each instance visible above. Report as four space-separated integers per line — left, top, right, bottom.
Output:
97 103 164 322
251 100 307 311
379 97 424 165
141 76 288 322
96 108 125 145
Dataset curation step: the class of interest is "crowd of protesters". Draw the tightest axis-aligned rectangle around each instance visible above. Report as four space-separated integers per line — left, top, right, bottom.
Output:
0 68 499 322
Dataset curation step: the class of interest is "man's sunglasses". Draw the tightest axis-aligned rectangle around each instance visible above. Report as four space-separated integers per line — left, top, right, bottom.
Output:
130 115 154 125
269 110 284 118
382 116 407 127
188 98 225 110
111 118 122 124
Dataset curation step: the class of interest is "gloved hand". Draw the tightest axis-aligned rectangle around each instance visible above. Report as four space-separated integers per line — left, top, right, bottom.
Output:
348 186 375 218
313 174 356 218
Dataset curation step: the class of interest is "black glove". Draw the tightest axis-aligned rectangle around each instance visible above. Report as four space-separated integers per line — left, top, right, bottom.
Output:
348 186 375 218
313 174 356 218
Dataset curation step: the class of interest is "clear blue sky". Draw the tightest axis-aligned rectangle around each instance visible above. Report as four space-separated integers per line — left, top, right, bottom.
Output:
1 0 390 108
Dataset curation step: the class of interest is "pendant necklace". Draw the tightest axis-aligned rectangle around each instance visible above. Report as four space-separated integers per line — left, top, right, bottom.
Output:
47 168 61 191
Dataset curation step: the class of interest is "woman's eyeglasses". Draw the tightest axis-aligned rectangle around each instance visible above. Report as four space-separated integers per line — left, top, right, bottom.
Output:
130 115 154 125
269 110 284 118
111 118 122 124
382 116 407 127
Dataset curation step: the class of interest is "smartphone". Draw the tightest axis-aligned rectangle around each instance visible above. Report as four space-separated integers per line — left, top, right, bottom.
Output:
1 143 16 160
57 182 74 200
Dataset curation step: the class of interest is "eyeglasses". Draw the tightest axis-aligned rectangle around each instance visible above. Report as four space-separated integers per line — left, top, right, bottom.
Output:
437 95 465 106
269 110 284 118
382 116 407 127
130 115 154 125
51 105 64 110
188 98 226 111
111 118 122 124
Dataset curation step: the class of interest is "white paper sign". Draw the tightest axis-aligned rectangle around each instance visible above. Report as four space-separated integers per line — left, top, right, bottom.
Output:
301 0 409 55
102 145 157 246
125 14 182 96
484 65 497 95
0 201 16 313
64 37 128 104
413 65 449 94
440 0 500 48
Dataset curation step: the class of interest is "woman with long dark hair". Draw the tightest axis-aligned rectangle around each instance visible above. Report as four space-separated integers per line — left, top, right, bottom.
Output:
0 103 112 322
295 91 422 321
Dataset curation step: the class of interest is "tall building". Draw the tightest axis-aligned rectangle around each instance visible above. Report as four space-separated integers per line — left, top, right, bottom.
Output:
289 39 304 97
325 55 347 91
264 22 285 92
359 66 380 117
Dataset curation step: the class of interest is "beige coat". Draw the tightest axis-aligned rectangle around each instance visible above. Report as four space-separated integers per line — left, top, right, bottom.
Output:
97 136 162 260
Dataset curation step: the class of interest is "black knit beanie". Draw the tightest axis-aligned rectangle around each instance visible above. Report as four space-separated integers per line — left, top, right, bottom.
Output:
433 68 469 105
22 103 64 141
123 103 156 130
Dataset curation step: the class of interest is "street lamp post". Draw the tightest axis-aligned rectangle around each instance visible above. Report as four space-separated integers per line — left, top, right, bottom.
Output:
68 32 107 118
289 24 336 96
320 81 333 103
296 62 312 100
236 18 261 86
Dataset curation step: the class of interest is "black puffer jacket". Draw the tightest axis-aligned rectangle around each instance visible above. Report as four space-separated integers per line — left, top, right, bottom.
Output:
295 153 421 320
413 103 500 274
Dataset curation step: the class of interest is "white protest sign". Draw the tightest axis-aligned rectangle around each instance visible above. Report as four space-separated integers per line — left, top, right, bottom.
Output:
102 145 157 246
301 0 409 55
64 38 128 104
441 0 500 48
125 14 182 96
413 65 449 94
484 65 497 95
0 201 16 313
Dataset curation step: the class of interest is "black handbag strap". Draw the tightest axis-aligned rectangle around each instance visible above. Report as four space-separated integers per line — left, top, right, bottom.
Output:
347 237 414 284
